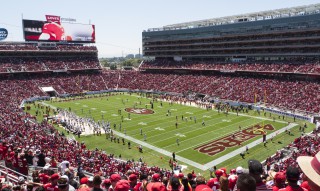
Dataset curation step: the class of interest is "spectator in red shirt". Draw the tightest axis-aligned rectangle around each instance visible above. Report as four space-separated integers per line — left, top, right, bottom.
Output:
128 174 137 190
279 166 307 191
103 179 111 191
194 176 211 191
115 180 130 191
271 172 286 191
44 173 60 191
18 153 29 176
50 156 57 168
109 174 121 191
207 169 224 191
39 167 50 184
0 141 8 160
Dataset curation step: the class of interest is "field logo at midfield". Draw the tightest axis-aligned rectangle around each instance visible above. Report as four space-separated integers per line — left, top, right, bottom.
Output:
194 124 274 156
125 108 154 114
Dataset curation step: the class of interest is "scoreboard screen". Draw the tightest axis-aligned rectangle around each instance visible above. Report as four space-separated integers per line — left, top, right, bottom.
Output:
23 19 95 43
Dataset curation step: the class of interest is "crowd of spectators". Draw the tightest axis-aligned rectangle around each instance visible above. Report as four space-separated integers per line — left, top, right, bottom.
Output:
1 34 320 191
0 72 320 191
264 127 320 170
0 74 171 186
0 44 38 51
0 57 100 72
0 43 100 72
140 60 320 74
0 70 319 190
0 44 97 52
108 71 320 113
0 70 318 113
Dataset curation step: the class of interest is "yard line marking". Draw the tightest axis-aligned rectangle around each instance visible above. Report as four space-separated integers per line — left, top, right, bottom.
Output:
155 127 165 131
132 111 223 137
152 115 247 144
175 133 186 137
111 130 207 170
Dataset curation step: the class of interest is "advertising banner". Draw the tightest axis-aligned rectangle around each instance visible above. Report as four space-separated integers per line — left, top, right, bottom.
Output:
0 28 8 41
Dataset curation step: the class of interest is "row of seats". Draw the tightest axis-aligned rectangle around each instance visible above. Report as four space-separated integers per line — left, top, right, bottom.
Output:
0 44 97 51
1 71 318 113
0 57 100 73
140 60 320 74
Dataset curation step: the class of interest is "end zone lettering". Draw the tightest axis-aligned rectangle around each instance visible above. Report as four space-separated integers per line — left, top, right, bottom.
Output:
194 124 274 156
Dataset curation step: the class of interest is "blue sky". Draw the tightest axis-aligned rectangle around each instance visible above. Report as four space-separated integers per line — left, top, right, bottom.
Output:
1 0 319 57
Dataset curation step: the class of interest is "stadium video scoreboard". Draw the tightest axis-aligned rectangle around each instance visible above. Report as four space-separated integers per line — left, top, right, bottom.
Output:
23 15 95 43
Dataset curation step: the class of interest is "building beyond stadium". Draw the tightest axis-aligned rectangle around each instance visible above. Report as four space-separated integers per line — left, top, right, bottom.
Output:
142 4 320 61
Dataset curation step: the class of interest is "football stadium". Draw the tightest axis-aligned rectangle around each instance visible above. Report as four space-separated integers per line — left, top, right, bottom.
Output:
1 3 320 191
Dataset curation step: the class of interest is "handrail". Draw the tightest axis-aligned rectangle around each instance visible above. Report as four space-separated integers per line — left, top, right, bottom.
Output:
28 165 59 173
0 163 31 184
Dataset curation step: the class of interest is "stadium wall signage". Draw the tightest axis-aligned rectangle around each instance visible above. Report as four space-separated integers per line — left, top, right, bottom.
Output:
0 28 8 41
194 124 274 156
45 15 61 24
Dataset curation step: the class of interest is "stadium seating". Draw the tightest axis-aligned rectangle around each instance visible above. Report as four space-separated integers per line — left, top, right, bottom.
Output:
0 72 319 190
265 128 320 172
0 44 320 191
0 43 100 73
140 60 320 74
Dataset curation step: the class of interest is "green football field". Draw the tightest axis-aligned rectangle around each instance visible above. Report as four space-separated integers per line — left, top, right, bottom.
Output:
27 92 314 177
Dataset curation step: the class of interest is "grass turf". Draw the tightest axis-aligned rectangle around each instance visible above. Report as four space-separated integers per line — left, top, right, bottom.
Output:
26 92 314 177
